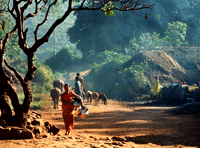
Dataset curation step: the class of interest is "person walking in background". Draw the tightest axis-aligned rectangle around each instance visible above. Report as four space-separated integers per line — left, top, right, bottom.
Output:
51 86 61 109
76 73 84 92
73 77 83 99
61 84 85 135
151 76 161 100
76 72 86 100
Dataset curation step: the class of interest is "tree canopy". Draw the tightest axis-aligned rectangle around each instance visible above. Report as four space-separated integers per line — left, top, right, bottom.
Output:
67 0 200 60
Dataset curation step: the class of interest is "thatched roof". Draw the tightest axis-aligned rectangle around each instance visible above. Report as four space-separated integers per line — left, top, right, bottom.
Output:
116 50 186 86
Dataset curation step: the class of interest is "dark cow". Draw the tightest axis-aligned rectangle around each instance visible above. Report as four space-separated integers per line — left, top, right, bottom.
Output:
98 93 108 105
51 87 61 109
53 79 64 93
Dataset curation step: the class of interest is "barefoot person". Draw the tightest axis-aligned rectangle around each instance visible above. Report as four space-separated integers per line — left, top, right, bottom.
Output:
61 83 85 135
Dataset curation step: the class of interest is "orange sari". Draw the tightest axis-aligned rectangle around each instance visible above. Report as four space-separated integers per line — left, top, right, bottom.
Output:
61 91 75 132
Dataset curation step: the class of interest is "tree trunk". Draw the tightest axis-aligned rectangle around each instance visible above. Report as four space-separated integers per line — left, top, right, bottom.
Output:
22 82 33 115
0 89 12 126
0 68 26 127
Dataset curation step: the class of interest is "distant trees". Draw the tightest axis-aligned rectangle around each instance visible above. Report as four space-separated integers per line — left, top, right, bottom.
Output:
0 0 154 127
67 9 133 59
68 0 200 58
128 21 188 52
44 46 81 72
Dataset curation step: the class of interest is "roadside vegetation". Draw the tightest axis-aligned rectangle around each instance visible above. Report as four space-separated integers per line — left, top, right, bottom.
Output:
10 93 52 110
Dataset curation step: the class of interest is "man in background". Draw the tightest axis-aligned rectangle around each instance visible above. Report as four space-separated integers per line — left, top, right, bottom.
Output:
76 73 84 92
73 77 82 99
75 73 85 100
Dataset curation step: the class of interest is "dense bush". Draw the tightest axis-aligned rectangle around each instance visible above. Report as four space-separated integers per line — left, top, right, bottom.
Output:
32 65 54 94
84 51 150 101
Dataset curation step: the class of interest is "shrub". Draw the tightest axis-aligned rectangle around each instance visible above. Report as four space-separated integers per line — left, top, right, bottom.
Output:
32 65 54 94
84 52 150 101
10 93 52 110
30 93 52 110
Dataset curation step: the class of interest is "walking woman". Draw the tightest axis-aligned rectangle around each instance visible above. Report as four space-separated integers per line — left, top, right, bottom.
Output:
61 83 85 135
151 76 161 100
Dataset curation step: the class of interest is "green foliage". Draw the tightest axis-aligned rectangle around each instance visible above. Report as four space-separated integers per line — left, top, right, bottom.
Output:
164 21 187 46
67 8 132 59
32 65 54 93
129 38 140 51
121 62 149 92
0 15 21 60
11 93 52 110
103 2 118 16
138 32 162 50
129 21 188 53
30 94 52 110
44 46 81 72
94 50 131 64
85 52 150 101
0 20 3 30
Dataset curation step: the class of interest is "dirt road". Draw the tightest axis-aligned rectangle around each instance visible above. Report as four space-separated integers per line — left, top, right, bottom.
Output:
0 100 199 148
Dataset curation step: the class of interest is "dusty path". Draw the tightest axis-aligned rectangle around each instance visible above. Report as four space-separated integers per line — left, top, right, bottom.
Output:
0 100 199 148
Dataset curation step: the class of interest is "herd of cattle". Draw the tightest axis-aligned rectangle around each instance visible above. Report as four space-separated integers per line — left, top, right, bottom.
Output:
51 79 107 106
83 90 107 105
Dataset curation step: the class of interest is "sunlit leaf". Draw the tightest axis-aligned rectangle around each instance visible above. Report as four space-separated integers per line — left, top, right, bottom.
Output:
105 11 108 16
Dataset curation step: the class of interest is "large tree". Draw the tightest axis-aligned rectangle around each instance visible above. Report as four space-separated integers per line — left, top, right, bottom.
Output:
67 0 179 59
0 0 153 127
68 0 200 59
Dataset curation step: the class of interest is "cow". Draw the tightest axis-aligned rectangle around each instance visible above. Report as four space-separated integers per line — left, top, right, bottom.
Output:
86 90 92 103
51 87 61 109
53 79 64 93
91 92 99 105
98 93 108 105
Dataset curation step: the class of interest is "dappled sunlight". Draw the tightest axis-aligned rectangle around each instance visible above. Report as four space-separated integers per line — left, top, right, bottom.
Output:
116 119 152 124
